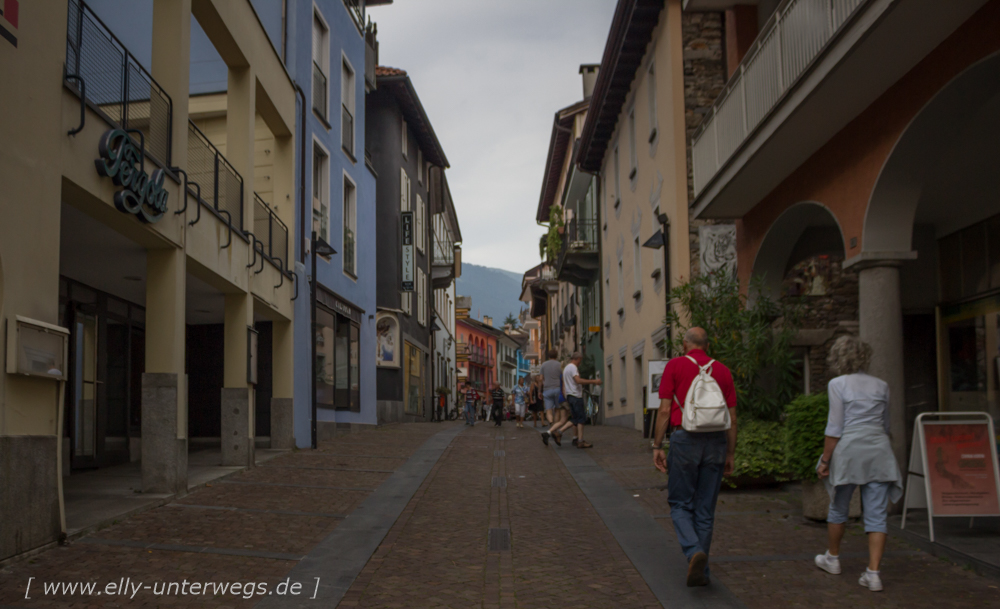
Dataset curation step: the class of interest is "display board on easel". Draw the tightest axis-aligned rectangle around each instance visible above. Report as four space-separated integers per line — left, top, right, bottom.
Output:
901 412 1000 542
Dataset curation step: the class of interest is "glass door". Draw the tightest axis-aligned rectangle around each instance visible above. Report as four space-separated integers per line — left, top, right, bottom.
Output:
70 305 99 469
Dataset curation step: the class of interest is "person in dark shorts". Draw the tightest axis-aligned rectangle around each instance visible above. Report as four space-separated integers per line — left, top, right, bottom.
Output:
527 374 544 427
490 385 506 427
545 352 601 448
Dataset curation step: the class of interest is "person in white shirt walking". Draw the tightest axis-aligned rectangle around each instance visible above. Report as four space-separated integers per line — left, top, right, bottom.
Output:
543 352 601 448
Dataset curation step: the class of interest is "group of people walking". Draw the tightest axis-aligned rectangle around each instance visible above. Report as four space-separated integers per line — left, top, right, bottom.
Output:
650 326 900 592
460 326 901 593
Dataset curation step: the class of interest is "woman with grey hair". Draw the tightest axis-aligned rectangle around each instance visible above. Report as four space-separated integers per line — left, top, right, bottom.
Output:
814 335 903 592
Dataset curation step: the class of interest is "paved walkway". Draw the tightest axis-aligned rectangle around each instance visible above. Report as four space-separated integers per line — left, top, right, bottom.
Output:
2 422 999 608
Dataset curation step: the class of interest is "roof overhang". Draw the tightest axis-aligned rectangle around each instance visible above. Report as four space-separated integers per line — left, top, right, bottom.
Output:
577 0 664 173
537 100 589 223
376 72 449 168
682 0 757 11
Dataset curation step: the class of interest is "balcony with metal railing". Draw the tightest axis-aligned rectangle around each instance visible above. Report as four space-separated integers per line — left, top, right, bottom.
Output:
691 0 867 200
65 0 172 170
431 219 457 289
187 121 244 232
343 226 356 276
556 218 599 286
313 62 328 122
343 0 366 30
342 104 354 157
252 194 290 274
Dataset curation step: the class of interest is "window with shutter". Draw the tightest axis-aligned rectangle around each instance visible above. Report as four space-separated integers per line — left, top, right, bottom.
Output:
416 194 424 253
400 168 409 212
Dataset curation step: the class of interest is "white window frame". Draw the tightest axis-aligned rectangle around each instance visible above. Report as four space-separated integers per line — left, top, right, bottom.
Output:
620 355 628 403
417 148 423 184
312 7 330 120
401 116 409 159
312 139 330 245
633 237 641 296
613 145 621 208
342 170 357 278
417 268 426 326
400 168 410 212
402 291 412 316
628 107 637 182
341 52 356 158
617 260 624 312
647 60 658 141
416 193 425 253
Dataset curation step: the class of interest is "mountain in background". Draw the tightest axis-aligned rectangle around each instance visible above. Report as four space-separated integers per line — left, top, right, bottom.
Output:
455 263 528 327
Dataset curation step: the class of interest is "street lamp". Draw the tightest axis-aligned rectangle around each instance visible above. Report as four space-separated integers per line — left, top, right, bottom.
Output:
311 230 336 449
642 213 671 441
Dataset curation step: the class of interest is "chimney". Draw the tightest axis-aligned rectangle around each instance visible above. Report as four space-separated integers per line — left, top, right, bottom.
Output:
580 64 600 99
483 315 493 327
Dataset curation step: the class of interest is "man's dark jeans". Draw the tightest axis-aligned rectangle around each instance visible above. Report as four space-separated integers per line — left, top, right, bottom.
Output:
666 428 728 577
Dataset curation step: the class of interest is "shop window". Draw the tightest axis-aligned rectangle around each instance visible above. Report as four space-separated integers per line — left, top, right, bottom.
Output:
316 308 336 408
316 306 360 411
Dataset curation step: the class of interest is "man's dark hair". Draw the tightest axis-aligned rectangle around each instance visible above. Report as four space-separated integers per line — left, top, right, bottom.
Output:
547 349 558 359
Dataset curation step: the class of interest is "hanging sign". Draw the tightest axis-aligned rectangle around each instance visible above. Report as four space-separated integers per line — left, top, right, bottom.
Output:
95 128 168 223
901 412 1000 542
401 211 414 291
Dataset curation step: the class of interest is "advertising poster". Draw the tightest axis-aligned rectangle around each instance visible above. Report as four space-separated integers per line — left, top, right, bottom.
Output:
923 422 1000 516
647 360 667 403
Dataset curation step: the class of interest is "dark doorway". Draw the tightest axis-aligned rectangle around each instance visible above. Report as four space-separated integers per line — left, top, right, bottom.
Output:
255 321 273 437
903 313 939 459
187 324 224 438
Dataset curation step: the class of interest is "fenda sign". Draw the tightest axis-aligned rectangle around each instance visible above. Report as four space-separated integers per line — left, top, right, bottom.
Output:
95 128 169 223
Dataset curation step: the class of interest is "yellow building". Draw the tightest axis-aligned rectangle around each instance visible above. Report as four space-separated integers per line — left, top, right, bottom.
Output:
577 0 728 430
0 0 296 561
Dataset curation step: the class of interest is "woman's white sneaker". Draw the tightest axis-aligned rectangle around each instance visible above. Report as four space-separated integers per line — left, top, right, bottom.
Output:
859 570 883 592
814 551 841 574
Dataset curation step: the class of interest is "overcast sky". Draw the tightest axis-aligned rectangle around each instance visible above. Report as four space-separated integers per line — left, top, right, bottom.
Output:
369 0 618 275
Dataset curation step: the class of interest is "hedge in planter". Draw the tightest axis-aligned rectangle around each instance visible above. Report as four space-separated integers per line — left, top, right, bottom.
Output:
725 419 788 488
783 393 829 482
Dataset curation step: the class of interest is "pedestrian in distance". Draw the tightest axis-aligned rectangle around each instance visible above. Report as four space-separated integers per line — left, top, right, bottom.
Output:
814 335 903 592
461 383 479 427
544 352 601 448
653 327 738 588
490 385 506 427
512 376 528 428
528 374 544 427
539 349 562 439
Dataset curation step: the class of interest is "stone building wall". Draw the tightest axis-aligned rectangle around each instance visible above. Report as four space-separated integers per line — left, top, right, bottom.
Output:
782 255 860 393
682 12 728 277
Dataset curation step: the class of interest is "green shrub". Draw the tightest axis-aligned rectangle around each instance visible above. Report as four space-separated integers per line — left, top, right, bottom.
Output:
726 419 788 487
783 393 829 481
665 270 802 422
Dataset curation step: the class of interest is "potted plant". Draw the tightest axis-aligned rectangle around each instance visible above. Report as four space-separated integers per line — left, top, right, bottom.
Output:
725 419 788 488
784 393 859 519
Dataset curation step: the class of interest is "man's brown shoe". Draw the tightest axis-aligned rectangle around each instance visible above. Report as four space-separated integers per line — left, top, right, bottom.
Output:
686 552 709 587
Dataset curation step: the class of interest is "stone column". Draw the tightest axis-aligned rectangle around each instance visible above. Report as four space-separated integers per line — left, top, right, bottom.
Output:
143 248 187 494
858 261 907 470
223 292 254 467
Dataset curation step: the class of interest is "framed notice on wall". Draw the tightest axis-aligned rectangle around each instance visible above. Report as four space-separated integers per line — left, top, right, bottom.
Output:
902 412 1000 542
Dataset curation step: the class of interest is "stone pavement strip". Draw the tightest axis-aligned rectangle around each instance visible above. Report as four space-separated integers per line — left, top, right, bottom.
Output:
0 423 446 609
5 421 1000 609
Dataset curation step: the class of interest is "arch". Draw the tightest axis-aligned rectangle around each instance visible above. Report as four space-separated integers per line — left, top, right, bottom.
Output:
864 51 1000 253
751 201 845 301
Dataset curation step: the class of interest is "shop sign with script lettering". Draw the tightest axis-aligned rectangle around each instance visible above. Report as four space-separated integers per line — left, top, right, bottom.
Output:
95 128 169 223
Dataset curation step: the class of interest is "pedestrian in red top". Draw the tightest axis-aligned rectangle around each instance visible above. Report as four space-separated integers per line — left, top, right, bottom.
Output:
653 327 739 588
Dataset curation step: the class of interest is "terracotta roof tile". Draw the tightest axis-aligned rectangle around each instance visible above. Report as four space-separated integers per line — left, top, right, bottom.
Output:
375 65 407 77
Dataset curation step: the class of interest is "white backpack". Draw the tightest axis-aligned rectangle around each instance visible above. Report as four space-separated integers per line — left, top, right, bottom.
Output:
676 356 731 432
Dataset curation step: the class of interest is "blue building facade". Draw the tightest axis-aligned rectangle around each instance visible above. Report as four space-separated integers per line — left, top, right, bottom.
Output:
516 348 531 383
278 0 379 443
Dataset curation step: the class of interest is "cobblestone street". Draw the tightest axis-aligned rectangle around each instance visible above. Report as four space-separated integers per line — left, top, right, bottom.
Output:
2 422 1000 608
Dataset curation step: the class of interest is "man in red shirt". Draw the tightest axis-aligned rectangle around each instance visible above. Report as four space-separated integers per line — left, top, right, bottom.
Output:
653 327 738 588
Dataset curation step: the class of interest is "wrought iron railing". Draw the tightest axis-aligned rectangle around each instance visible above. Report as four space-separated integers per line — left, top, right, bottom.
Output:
312 61 327 121
343 0 365 30
433 219 455 267
691 0 867 197
253 193 290 271
64 0 173 168
187 120 244 231
343 226 356 275
342 104 354 156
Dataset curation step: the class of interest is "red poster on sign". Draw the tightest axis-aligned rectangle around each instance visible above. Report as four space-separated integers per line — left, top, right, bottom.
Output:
923 422 1000 516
